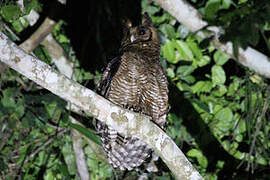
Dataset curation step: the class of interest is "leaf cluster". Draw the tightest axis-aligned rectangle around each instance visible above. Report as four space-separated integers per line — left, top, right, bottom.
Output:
190 0 270 53
0 0 41 33
0 3 108 179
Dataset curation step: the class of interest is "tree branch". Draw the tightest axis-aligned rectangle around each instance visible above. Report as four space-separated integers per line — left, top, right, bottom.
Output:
20 18 56 52
0 32 202 180
19 18 93 178
154 0 270 79
43 33 95 179
70 117 90 180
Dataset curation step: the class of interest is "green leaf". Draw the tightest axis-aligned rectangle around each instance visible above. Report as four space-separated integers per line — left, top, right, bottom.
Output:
1 88 19 107
14 104 25 120
36 150 47 166
83 72 94 80
162 40 176 63
58 34 70 44
166 67 175 78
33 46 52 64
214 51 230 65
69 123 102 145
58 164 71 179
215 107 234 131
221 0 232 9
211 65 226 85
176 65 196 77
249 74 262 84
212 85 227 97
174 40 194 61
1 147 10 155
256 156 267 165
198 55 211 67
44 101 57 117
187 149 208 168
151 13 170 24
1 88 25 119
180 75 196 84
0 5 22 22
192 81 213 94
237 119 246 134
205 0 220 20
53 20 65 37
16 145 28 165
192 100 210 113
12 19 24 33
159 24 176 39
167 113 181 124
227 78 240 96
187 40 203 60
248 27 260 46
141 0 160 15
44 170 54 180
176 82 192 92
24 0 42 14
61 137 76 175
187 148 200 157
177 25 189 39
0 158 6 172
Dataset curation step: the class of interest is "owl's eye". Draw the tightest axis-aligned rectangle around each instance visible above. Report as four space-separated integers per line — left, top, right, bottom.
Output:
138 28 146 35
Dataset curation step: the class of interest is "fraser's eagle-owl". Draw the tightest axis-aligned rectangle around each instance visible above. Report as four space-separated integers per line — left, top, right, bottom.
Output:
96 13 168 171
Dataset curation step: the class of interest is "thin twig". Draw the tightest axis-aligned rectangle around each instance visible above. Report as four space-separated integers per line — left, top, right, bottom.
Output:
246 93 269 173
23 128 67 165
71 117 91 180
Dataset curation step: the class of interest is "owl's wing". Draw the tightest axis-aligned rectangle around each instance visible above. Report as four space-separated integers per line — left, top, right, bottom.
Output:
98 56 121 97
95 55 121 142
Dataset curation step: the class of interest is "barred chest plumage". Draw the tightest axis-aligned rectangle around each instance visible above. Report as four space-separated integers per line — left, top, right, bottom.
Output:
96 13 168 171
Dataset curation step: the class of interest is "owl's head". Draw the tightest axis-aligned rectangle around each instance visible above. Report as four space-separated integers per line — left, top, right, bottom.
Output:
121 13 159 50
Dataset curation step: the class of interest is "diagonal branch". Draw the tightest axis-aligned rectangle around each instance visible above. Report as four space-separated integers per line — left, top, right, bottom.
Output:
154 0 270 79
20 18 56 52
19 17 92 179
0 31 202 180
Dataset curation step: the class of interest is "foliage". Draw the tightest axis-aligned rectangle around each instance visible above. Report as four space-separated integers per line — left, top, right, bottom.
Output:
144 0 270 179
0 0 41 33
0 0 270 179
189 0 270 54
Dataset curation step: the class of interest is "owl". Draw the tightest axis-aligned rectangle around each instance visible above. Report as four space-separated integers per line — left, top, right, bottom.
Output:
96 13 168 171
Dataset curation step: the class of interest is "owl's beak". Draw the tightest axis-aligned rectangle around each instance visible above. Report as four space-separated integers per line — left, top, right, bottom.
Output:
130 35 136 42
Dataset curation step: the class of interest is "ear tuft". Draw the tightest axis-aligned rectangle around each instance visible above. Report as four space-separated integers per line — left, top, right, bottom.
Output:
142 12 152 27
123 19 132 29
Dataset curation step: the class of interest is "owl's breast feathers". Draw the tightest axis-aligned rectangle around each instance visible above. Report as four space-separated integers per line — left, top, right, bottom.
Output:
104 52 168 127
